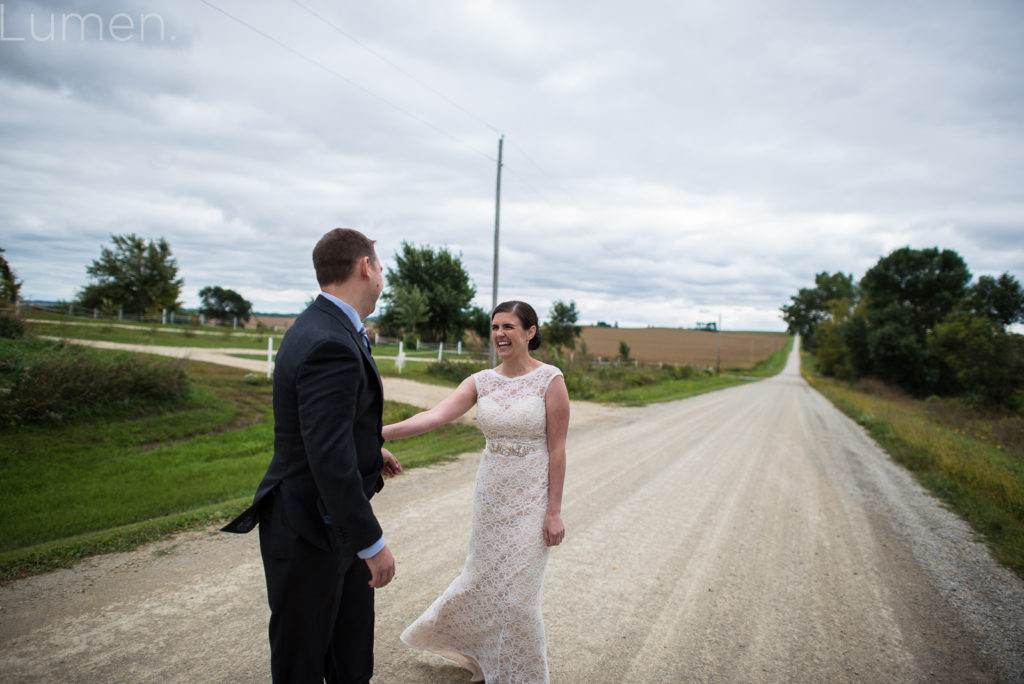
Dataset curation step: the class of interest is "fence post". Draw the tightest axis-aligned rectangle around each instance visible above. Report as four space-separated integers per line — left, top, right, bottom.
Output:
266 337 274 380
396 342 405 374
119 308 123 321
457 341 462 355
94 308 98 319
416 339 421 351
438 341 444 362
233 317 238 330
200 314 205 326
162 309 167 325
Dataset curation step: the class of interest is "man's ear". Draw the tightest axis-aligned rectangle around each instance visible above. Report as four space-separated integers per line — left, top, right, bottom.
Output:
358 255 372 279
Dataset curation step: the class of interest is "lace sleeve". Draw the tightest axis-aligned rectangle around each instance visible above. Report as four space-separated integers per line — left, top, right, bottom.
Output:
541 365 563 394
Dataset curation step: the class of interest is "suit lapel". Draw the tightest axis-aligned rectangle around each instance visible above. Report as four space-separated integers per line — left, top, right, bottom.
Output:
313 296 383 396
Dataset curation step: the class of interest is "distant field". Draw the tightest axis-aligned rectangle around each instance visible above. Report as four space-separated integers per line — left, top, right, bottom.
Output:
579 327 789 368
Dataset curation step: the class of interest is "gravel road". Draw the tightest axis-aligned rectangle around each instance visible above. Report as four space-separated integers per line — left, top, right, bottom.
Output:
2 340 1022 682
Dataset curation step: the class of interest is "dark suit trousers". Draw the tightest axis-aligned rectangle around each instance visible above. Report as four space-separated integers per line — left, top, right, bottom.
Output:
258 492 375 683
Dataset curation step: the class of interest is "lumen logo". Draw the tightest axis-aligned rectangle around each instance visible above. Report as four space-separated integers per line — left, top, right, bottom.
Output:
0 4 172 42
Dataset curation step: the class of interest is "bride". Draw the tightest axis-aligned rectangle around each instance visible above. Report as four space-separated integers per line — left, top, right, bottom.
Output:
383 300 569 683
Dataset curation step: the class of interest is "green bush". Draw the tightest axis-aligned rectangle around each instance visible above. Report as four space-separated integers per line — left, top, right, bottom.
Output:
0 313 25 339
0 337 190 426
426 359 488 384
559 359 698 399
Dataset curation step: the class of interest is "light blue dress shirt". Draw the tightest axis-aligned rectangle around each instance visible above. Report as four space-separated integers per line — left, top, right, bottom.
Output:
318 291 385 560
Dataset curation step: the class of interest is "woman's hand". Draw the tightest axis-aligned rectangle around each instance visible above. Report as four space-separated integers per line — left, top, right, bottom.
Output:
543 510 565 547
381 447 402 477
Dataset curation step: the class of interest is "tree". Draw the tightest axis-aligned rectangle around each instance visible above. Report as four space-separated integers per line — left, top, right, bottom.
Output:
859 247 970 340
199 286 253 325
379 243 476 342
464 305 492 344
813 297 856 380
543 300 582 351
386 283 429 337
789 245 1023 406
78 234 183 314
855 247 971 395
0 247 22 305
780 271 856 348
931 312 1023 406
964 273 1024 328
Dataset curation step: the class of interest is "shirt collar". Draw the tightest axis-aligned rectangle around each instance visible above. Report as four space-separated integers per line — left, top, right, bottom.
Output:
319 291 364 333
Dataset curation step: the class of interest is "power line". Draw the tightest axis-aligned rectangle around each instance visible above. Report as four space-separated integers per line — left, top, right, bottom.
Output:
285 0 581 207
197 0 496 164
289 0 503 138
201 0 588 218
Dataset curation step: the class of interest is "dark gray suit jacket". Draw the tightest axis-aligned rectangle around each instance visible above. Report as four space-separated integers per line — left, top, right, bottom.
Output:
223 295 385 552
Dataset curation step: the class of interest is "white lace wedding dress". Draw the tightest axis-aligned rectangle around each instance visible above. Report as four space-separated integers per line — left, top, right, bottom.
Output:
401 363 563 684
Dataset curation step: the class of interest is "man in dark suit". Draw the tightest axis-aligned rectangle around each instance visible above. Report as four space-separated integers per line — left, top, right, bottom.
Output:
223 227 401 682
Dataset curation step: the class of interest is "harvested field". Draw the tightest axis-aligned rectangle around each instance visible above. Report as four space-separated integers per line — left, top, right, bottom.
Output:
578 327 789 368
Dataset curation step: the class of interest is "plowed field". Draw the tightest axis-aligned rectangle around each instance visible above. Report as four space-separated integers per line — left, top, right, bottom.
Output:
579 327 788 368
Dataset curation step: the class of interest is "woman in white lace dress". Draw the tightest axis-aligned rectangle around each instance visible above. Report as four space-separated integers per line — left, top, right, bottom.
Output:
382 300 569 683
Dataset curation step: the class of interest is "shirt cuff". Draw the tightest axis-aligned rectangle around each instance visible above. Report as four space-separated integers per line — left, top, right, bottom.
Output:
357 535 386 559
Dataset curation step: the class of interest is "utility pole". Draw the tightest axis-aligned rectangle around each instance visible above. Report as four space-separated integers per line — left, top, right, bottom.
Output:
489 134 504 367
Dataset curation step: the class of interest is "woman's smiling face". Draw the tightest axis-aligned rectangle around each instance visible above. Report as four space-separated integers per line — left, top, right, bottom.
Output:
491 311 535 359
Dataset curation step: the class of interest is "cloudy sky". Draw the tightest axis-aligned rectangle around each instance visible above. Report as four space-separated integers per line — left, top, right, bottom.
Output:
2 0 1022 331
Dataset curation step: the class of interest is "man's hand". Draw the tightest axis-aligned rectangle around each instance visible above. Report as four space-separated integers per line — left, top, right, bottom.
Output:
364 544 396 588
381 447 402 477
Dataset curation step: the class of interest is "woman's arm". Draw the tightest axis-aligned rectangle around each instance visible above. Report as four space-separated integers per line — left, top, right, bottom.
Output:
543 374 569 546
382 376 478 441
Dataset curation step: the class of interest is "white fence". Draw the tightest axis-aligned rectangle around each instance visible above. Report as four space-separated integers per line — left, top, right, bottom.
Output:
24 301 249 328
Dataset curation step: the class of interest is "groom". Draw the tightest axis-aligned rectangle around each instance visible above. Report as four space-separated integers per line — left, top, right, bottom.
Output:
223 227 400 682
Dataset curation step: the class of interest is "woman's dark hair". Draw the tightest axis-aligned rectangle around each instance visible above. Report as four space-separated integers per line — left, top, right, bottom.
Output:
492 300 542 350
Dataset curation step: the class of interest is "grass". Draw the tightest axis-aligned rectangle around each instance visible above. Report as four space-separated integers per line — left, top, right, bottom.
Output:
0 336 191 426
0 353 482 581
587 373 750 404
802 353 1024 578
27 318 274 350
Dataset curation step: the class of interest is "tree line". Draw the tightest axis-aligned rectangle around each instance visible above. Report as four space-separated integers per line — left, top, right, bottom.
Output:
782 246 1024 407
3 235 587 347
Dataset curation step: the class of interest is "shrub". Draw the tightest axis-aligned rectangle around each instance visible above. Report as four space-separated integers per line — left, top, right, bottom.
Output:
426 359 488 384
0 312 26 339
0 337 190 426
554 357 699 399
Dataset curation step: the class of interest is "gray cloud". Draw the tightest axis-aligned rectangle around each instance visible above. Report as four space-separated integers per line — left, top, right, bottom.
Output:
2 0 1022 330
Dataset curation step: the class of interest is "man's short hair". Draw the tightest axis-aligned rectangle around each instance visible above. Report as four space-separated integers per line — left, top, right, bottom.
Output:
312 228 377 287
